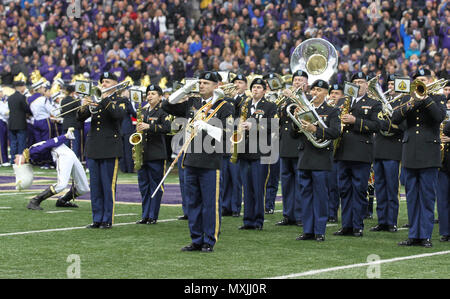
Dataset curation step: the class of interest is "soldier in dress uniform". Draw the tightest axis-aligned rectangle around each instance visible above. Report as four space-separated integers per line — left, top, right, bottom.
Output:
370 74 405 233
162 71 234 252
292 79 340 241
327 83 344 223
221 74 247 217
238 78 277 231
393 68 447 248
276 71 307 226
437 119 450 242
333 72 382 237
135 84 171 224
77 72 127 229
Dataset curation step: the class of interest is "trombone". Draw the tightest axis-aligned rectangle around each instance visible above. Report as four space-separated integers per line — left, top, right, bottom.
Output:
54 80 131 117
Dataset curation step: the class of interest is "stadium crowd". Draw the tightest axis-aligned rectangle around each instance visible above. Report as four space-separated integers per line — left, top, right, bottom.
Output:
0 0 449 91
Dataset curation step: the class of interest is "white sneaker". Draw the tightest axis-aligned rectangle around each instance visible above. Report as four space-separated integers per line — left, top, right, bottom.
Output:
1 162 11 167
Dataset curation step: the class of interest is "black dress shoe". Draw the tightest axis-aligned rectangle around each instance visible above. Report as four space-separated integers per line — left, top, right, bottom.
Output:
136 218 150 224
398 238 421 246
370 224 388 232
232 212 240 217
265 208 274 214
255 225 263 231
201 244 214 252
295 221 303 227
353 229 363 237
147 218 157 224
86 222 101 229
327 217 337 223
238 225 255 230
333 227 353 236
421 239 433 248
178 215 188 220
439 235 449 242
388 225 398 232
315 234 325 242
99 222 112 229
276 218 291 226
181 243 202 252
296 233 315 240
402 223 410 228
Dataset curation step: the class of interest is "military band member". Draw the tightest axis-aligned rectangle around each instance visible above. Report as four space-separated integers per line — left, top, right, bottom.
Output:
238 78 277 231
437 120 450 241
8 79 30 165
162 71 233 252
333 72 382 237
393 68 447 247
221 74 247 217
276 71 307 226
77 72 127 229
292 79 340 241
23 128 90 210
327 83 344 223
135 84 171 224
370 75 405 233
262 73 281 215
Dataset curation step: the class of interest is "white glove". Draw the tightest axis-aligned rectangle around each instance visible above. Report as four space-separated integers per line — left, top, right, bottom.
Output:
65 127 75 140
193 120 223 142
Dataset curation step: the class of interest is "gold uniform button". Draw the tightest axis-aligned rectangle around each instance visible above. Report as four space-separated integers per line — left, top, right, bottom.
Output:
97 121 101 125
416 117 419 120
416 124 420 127
416 130 419 134
96 128 100 131
416 109 420 113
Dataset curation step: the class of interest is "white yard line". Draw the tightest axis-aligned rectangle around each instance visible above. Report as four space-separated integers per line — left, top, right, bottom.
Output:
268 250 450 279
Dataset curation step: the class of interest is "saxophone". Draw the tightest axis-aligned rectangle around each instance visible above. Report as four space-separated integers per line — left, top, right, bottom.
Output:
130 103 144 171
230 98 250 164
333 96 351 155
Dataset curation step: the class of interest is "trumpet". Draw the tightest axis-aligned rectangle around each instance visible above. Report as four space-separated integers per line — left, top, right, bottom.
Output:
218 82 237 97
393 78 448 112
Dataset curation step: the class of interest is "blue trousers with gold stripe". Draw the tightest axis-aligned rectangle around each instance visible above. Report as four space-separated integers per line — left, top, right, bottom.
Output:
298 169 329 235
265 158 280 211
240 159 269 228
373 159 400 227
184 166 221 247
221 157 243 214
337 160 371 230
138 160 165 220
87 158 119 225
280 157 302 222
436 171 450 237
404 167 437 240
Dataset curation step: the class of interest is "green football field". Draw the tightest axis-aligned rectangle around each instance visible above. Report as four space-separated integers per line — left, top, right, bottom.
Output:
0 165 449 280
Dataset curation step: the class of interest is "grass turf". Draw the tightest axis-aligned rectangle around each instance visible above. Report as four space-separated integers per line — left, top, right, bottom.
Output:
0 165 449 279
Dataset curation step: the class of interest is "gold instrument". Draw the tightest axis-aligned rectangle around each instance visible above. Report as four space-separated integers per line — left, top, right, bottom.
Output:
290 38 338 86
151 89 226 198
441 114 450 163
333 96 351 155
393 78 448 111
219 82 237 97
230 98 251 164
275 86 297 106
286 88 332 148
130 102 144 171
55 79 131 117
367 75 395 136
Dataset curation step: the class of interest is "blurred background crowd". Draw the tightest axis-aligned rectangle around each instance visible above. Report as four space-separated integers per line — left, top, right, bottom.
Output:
1 0 450 91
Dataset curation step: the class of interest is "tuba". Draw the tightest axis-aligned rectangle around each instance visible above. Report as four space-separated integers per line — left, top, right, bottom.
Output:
286 88 332 148
286 38 338 148
290 38 338 86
